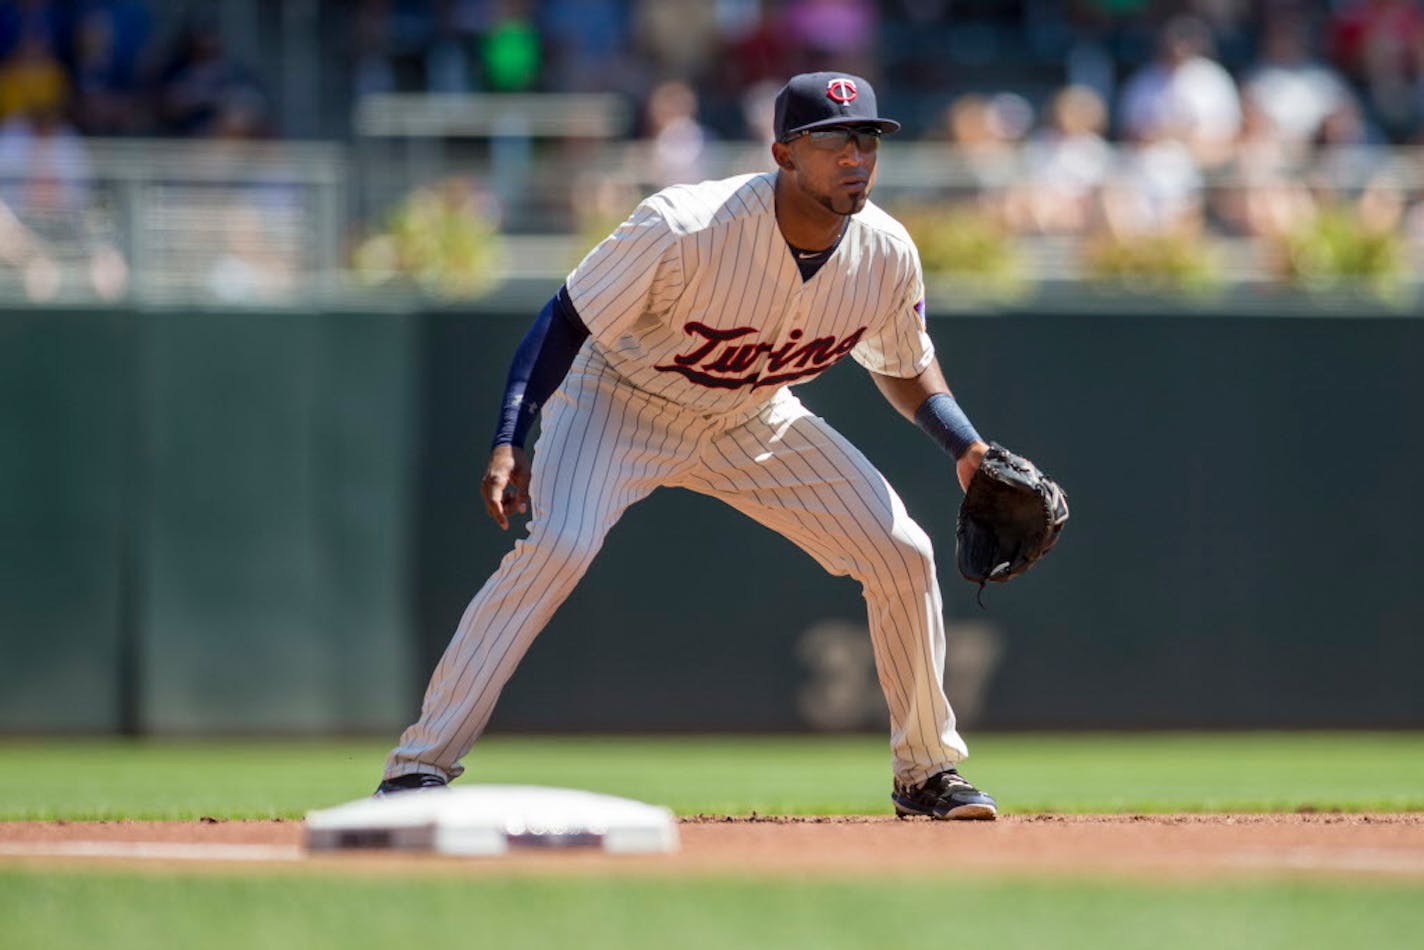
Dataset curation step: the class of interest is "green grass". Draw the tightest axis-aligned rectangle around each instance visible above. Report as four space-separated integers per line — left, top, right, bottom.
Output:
1 869 1421 950
3 734 1421 950
1 732 1421 820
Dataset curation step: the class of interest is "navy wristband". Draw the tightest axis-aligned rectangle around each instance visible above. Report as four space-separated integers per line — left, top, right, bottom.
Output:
913 392 982 461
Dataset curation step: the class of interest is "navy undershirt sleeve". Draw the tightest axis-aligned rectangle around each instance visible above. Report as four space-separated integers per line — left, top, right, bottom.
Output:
491 285 591 449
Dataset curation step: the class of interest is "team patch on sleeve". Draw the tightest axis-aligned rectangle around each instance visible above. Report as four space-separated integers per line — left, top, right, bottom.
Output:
913 297 927 325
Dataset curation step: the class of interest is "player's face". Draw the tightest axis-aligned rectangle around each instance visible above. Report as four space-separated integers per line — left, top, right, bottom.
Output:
781 126 880 216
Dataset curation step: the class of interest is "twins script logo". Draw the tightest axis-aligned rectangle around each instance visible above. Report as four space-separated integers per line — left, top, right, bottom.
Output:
655 322 866 389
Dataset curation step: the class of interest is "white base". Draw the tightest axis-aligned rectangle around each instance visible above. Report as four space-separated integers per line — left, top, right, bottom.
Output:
305 785 679 856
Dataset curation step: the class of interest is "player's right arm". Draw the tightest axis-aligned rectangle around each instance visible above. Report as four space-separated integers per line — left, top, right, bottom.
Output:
484 287 589 529
483 199 678 529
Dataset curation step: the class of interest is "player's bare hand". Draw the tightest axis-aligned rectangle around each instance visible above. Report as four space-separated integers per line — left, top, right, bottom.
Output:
956 441 989 493
482 444 532 530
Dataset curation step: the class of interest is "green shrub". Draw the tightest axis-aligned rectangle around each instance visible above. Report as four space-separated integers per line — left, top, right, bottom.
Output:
1278 204 1404 300
352 177 505 299
1083 231 1220 294
894 204 1028 299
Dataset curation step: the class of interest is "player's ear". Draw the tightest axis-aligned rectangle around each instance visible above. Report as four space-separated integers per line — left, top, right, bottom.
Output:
771 140 795 171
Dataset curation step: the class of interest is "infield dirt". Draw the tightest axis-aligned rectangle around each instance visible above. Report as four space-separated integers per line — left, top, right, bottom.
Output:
3 814 1422 878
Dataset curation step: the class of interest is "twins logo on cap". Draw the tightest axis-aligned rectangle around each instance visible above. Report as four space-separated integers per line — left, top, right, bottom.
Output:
826 78 858 103
772 72 900 140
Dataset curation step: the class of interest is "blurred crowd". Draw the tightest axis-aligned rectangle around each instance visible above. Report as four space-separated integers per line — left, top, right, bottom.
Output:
0 1 269 138
0 1 276 299
337 0 1424 145
342 0 1424 289
3 0 1424 299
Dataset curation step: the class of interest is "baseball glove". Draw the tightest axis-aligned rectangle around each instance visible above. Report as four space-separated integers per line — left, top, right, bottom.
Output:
956 443 1069 604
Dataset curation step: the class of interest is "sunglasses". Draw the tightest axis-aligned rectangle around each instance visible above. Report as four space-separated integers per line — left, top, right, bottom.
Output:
788 127 883 152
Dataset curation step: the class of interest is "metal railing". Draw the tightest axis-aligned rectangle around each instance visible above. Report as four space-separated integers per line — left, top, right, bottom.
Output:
2 133 1422 309
0 139 344 307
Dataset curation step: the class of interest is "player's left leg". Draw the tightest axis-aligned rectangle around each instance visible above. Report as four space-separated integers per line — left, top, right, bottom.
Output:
674 392 969 788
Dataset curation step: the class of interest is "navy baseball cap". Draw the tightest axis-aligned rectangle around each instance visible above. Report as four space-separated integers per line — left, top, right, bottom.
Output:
773 72 902 142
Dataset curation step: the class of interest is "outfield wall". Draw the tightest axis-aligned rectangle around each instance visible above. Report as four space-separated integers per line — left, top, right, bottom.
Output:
3 302 1421 733
0 307 420 733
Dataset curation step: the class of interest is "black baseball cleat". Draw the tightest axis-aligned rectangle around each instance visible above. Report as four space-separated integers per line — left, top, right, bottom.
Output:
892 768 998 820
373 773 448 797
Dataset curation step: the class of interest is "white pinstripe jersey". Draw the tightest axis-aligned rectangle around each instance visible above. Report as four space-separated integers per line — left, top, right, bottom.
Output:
565 171 933 416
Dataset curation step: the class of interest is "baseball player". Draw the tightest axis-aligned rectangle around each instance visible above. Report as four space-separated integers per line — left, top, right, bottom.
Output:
377 72 998 820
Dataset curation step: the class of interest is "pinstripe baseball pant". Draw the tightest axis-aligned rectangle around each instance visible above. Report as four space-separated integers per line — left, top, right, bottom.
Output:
386 357 968 786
